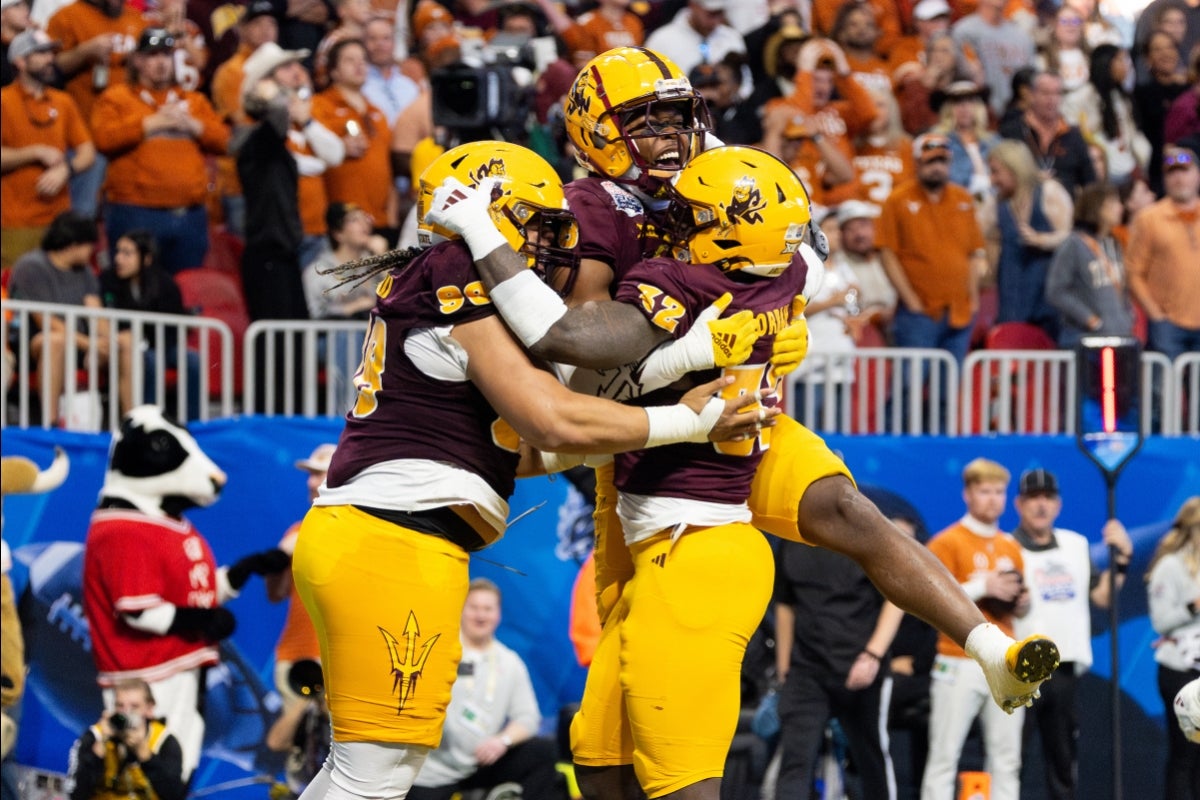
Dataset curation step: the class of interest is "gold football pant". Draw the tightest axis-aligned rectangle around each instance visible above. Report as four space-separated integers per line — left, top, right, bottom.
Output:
293 504 469 746
571 522 774 798
590 415 852 624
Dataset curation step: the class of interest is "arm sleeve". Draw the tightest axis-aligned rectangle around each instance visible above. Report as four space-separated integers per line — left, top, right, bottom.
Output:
66 730 104 800
142 733 188 800
305 120 345 166
192 95 232 154
8 262 56 303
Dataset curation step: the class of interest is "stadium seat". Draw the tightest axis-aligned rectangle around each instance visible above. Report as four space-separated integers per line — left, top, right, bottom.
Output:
175 267 249 397
201 226 245 276
984 321 1056 351
970 322 1059 433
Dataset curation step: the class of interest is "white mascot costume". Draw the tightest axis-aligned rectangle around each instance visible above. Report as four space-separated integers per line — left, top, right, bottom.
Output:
82 406 289 779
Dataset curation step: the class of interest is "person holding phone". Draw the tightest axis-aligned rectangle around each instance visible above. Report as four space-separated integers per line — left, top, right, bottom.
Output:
65 678 187 800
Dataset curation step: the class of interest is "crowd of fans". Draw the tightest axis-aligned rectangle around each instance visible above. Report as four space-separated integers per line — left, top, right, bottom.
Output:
1 0 1198 421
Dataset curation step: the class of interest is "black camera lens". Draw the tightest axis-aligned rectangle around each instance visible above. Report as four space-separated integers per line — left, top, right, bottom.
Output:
110 712 129 732
287 659 326 697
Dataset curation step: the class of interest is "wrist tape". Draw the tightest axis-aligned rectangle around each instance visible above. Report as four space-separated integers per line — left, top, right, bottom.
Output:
644 396 723 448
488 269 568 349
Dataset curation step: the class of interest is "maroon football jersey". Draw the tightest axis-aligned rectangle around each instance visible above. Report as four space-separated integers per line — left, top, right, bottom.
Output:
613 257 808 504
325 242 520 502
565 176 672 288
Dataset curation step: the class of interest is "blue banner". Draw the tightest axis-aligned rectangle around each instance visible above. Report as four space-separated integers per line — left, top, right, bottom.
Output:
2 422 1197 795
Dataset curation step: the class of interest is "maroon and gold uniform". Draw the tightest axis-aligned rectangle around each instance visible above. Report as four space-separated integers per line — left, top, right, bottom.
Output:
295 241 517 747
571 255 811 797
565 177 672 281
566 148 852 794
612 256 803 510
324 240 519 538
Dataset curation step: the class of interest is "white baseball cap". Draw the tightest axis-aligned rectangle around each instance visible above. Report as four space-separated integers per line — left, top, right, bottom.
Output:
913 0 952 20
836 200 881 227
295 443 336 473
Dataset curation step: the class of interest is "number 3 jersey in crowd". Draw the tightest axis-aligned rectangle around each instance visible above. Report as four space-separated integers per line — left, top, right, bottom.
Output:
612 256 808 544
317 242 519 550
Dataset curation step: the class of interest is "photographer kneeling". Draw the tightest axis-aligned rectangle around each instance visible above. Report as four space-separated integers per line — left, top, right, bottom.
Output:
66 679 187 800
265 659 331 797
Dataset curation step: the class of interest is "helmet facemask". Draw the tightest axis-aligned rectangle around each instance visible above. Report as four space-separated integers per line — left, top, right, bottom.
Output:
565 48 713 196
609 91 713 195
501 201 581 297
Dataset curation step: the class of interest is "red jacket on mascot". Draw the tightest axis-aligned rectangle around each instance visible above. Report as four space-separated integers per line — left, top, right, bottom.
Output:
82 405 289 780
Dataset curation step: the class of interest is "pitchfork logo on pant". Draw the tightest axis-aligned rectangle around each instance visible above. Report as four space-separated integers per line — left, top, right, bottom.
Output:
379 613 441 713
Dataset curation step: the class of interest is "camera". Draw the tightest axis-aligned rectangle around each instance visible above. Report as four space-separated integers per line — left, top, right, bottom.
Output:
109 712 143 737
430 34 535 137
287 659 326 698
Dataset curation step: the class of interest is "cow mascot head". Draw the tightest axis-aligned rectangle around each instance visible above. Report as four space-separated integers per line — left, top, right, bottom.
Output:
98 405 227 518
83 405 289 779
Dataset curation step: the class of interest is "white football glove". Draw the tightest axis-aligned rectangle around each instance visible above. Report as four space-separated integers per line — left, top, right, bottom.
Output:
424 176 508 258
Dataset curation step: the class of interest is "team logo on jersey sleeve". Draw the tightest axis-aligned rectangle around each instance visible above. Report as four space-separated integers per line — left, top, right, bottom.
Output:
379 614 441 713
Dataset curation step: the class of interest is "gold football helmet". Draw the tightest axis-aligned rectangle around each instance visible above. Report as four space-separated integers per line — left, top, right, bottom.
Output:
416 141 580 290
666 145 816 279
563 47 712 191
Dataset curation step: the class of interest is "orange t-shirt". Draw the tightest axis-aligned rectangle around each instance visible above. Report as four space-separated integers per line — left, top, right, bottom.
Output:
274 525 320 663
0 83 92 227
876 178 983 327
46 1 146 123
561 10 644 64
91 84 230 207
927 520 1024 658
846 54 892 99
312 87 392 223
853 135 916 206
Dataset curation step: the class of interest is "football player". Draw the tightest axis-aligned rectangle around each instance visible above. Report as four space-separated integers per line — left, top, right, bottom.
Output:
588 147 820 799
426 47 1062 800
289 143 773 800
